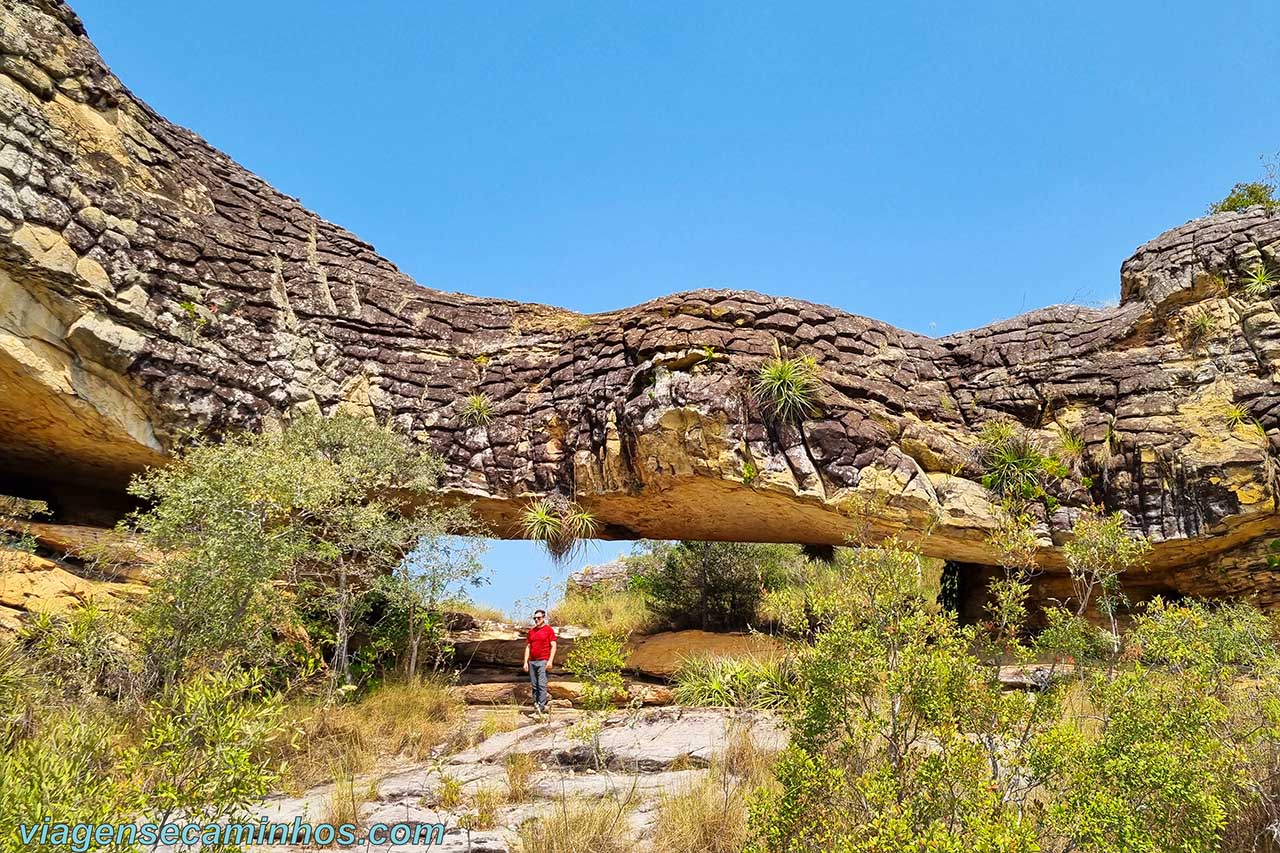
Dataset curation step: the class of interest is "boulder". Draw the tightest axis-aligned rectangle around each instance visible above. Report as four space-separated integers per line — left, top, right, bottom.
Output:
0 548 146 629
625 630 785 679
566 557 634 594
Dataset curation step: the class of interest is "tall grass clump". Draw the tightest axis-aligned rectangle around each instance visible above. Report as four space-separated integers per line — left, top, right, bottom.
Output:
753 354 821 422
518 796 635 853
550 588 656 636
673 655 793 710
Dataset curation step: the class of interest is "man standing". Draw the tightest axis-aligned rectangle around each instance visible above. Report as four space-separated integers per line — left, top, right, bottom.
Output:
522 609 557 717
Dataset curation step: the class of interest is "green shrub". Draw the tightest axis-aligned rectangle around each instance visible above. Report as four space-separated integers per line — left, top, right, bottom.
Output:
673 655 793 710
753 355 821 421
0 709 133 853
459 392 493 425
565 633 627 711
1209 181 1278 214
747 539 1048 852
128 668 283 828
18 604 138 700
125 414 478 689
745 530 1280 853
632 541 801 631
1062 510 1151 637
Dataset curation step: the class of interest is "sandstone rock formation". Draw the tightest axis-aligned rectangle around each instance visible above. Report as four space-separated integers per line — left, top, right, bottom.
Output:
3 0 1280 606
566 556 634 593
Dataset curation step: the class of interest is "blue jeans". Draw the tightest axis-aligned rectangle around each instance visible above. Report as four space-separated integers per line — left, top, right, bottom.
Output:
528 660 549 710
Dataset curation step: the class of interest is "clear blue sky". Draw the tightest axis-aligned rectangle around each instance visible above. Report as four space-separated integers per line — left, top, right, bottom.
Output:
76 1 1279 614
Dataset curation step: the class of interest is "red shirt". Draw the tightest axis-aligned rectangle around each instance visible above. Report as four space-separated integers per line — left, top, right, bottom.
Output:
526 624 556 661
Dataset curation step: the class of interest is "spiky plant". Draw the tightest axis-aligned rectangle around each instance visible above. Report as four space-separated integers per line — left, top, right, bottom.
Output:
1058 427 1085 462
1226 404 1251 430
1242 263 1276 300
753 354 821 421
1185 310 1217 347
460 393 493 426
977 421 1051 501
520 496 598 562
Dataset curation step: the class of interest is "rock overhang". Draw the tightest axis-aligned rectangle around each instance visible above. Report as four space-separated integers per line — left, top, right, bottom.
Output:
1 0 1280 603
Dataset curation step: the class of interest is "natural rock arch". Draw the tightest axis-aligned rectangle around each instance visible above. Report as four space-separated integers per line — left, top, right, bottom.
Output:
2 0 1280 604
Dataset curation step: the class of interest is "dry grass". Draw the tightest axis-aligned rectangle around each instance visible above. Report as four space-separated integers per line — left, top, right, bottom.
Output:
518 796 635 853
650 774 749 853
272 680 464 794
460 787 503 830
443 598 509 623
322 759 367 828
649 720 779 852
479 707 525 739
718 719 778 787
550 589 656 636
505 752 537 802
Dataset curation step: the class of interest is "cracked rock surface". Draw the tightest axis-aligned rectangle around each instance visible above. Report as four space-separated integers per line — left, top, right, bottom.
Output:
3 0 1280 601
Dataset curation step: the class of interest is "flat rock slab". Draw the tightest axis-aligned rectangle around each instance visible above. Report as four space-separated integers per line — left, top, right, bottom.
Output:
448 706 787 772
458 680 674 707
626 630 785 679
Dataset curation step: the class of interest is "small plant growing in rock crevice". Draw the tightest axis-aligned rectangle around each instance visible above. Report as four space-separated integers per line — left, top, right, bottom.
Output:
753 353 821 422
459 393 493 426
1226 403 1251 430
1056 426 1086 476
1241 262 1276 300
1183 309 1218 348
519 496 599 563
977 421 1057 503
741 460 759 486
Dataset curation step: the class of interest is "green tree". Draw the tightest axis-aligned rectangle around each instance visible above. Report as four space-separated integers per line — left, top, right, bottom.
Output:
1062 510 1151 646
125 415 483 689
632 541 800 631
1209 182 1278 214
1209 153 1279 213
375 528 487 680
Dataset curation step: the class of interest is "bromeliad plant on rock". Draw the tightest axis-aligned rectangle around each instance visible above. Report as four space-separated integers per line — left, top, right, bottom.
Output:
519 495 600 563
753 348 822 422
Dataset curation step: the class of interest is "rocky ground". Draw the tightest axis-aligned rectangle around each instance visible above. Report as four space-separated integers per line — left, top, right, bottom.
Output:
224 706 785 853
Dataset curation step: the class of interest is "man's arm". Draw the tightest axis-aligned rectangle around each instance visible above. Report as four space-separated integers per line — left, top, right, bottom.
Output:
547 638 557 671
522 637 530 672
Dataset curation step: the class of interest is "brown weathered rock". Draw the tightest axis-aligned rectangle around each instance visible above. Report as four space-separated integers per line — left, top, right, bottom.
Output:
566 556 634 594
2 1 1280 607
0 546 146 631
625 630 784 679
